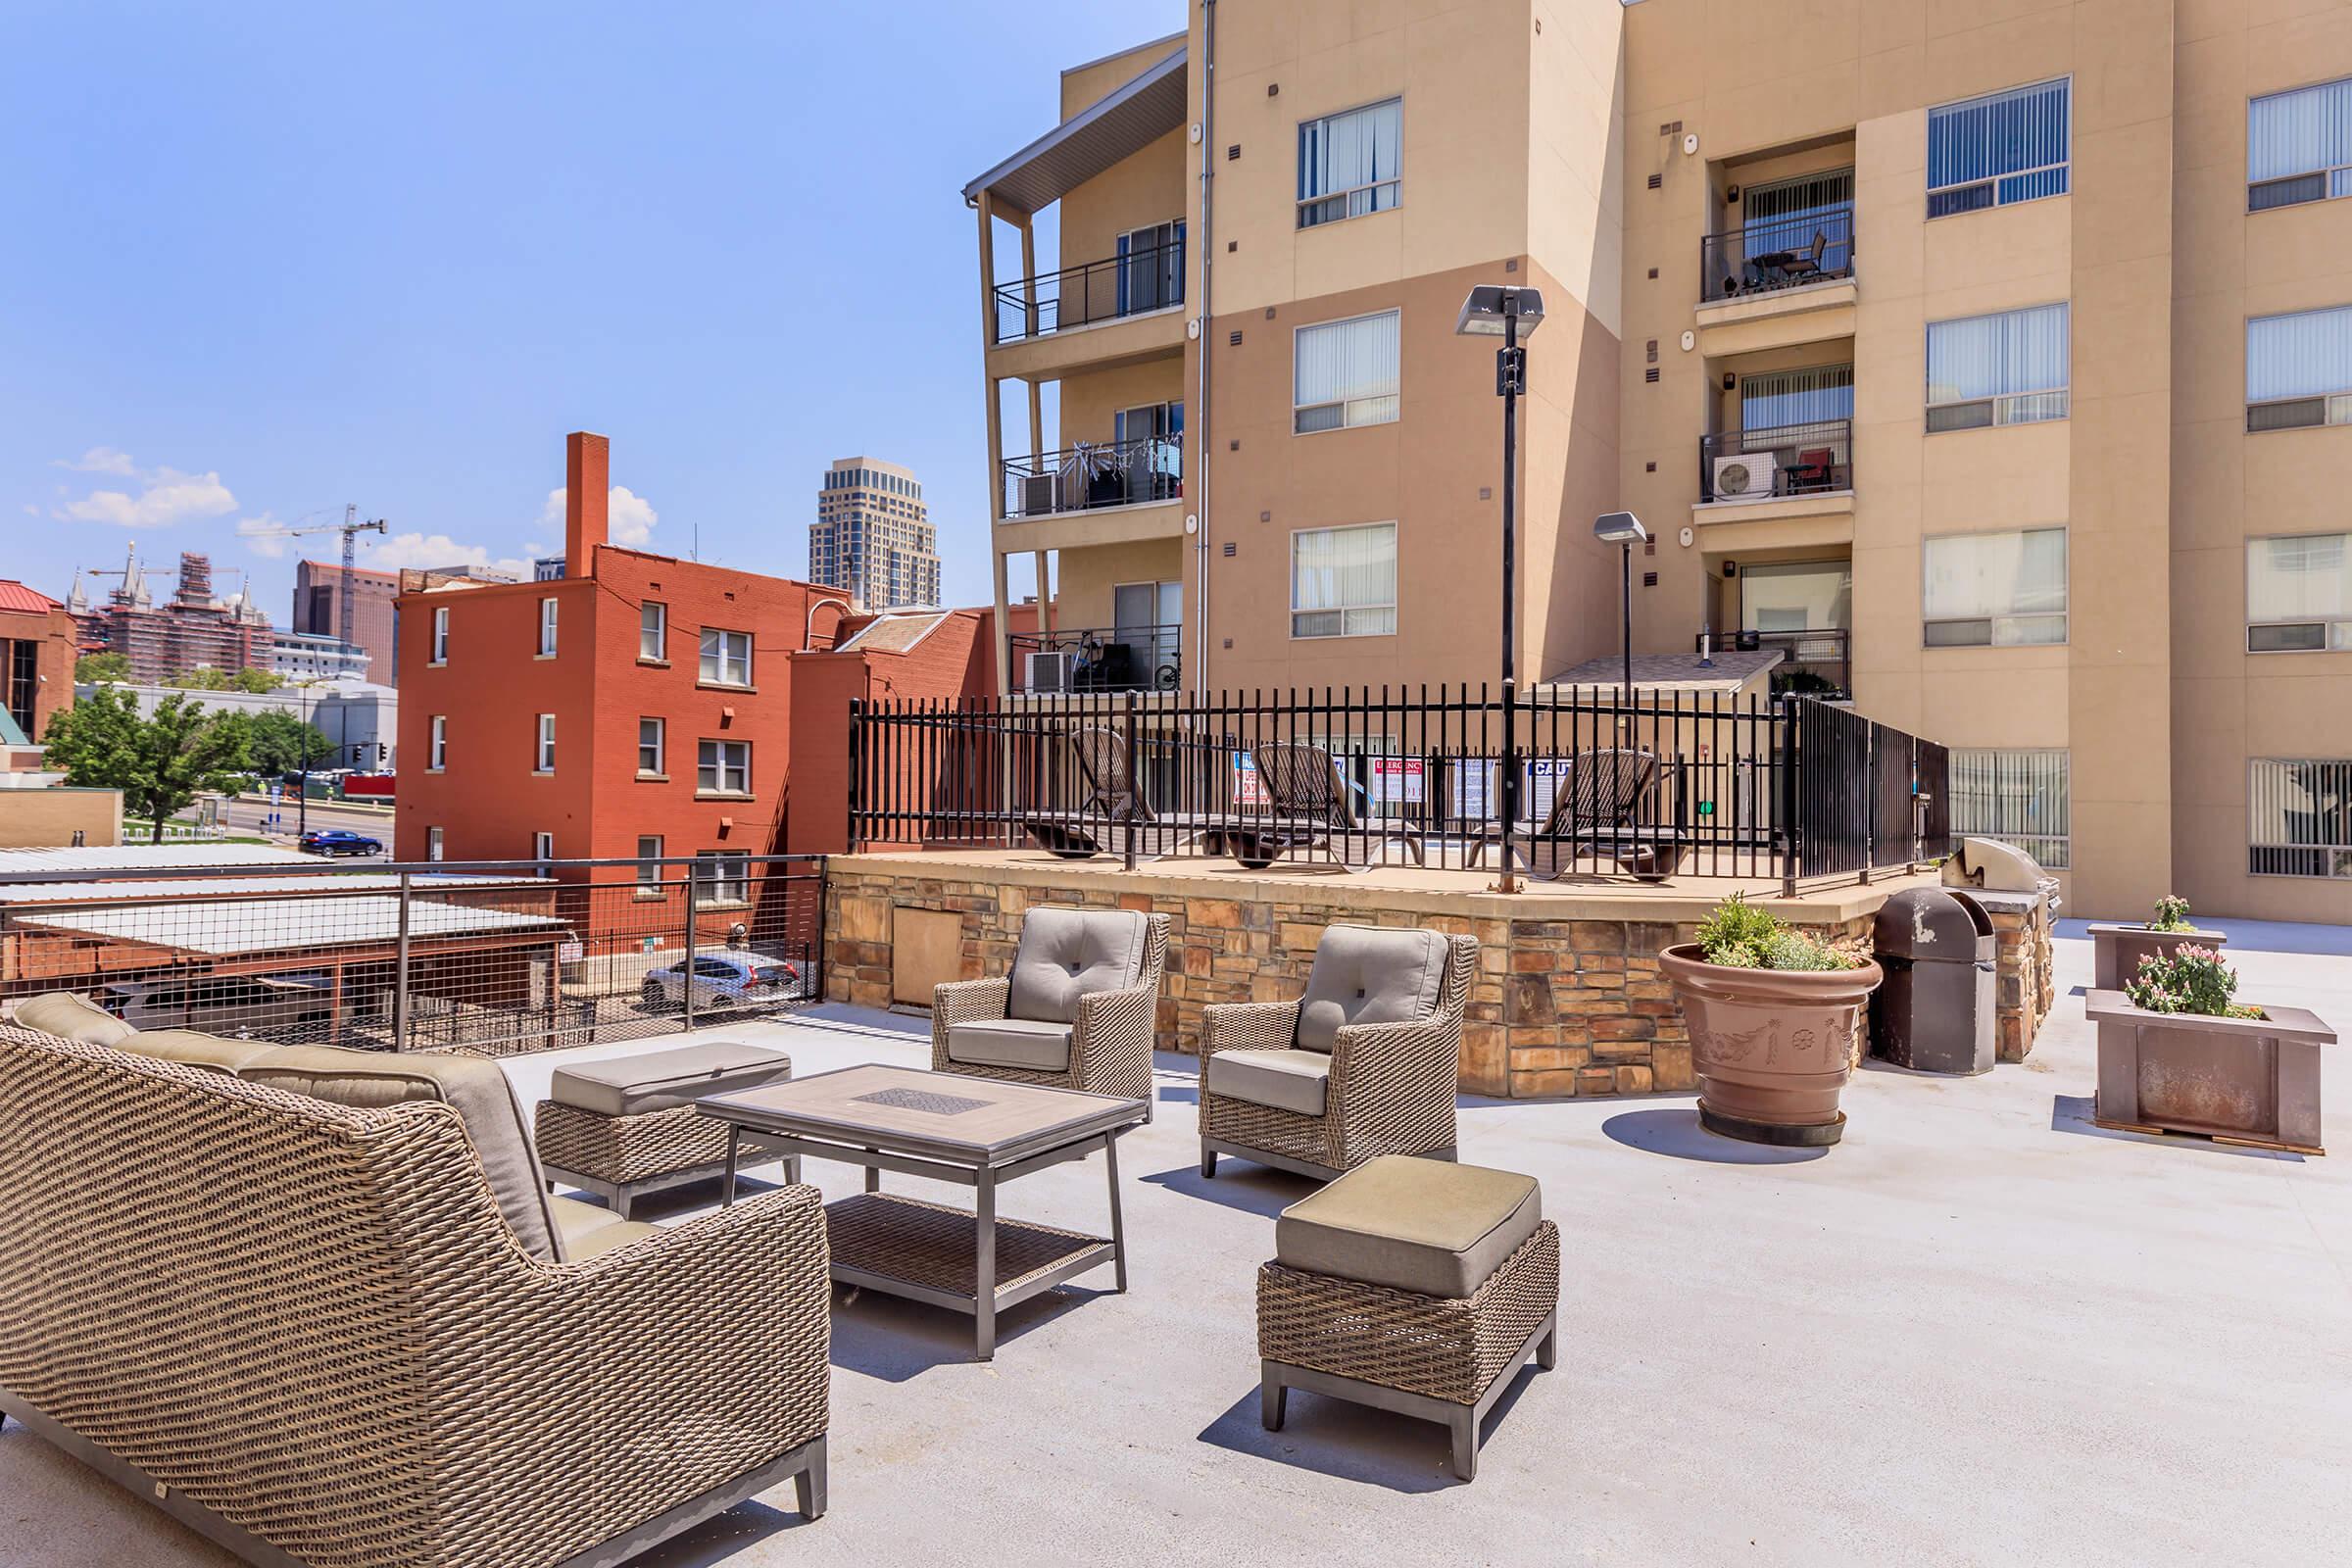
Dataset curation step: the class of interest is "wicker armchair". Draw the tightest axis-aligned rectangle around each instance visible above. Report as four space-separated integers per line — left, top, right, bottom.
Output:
933 906 1170 1114
1199 927 1477 1181
0 1024 830 1568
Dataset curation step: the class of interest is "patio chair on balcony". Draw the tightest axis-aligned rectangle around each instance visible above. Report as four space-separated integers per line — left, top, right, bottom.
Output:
933 906 1170 1111
1783 445 1838 494
1470 748 1685 882
1778 229 1831 284
1198 925 1478 1181
1025 725 1156 859
1218 742 1428 872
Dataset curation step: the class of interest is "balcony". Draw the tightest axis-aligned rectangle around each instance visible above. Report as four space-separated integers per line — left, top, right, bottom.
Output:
1699 418 1850 504
1692 207 1856 352
994 236 1184 344
1008 622 1181 693
1697 627 1850 700
1002 437 1182 523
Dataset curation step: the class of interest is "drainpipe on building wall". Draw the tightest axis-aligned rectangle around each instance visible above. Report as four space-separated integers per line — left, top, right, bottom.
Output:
1192 0 1217 695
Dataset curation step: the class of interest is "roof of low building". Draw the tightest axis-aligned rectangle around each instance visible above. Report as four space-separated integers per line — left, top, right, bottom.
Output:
1541 649 1785 696
0 872 544 906
0 579 65 615
0 844 318 878
14 896 569 956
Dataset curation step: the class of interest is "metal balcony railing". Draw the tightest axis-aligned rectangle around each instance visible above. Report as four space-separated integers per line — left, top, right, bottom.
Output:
1699 206 1855 303
992 236 1186 344
1698 627 1851 700
1002 436 1183 520
1008 624 1182 693
1698 417 1852 503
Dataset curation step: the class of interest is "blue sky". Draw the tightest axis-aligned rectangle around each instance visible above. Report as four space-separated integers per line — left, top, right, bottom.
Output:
1 2 1165 617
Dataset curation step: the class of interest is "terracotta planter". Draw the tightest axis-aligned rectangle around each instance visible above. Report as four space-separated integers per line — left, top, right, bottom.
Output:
2083 989 2334 1154
2086 923 2229 991
1660 945 1884 1148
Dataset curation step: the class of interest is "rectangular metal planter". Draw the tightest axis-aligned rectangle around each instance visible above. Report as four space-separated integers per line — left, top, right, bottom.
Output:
2083 989 2334 1154
2085 923 2229 991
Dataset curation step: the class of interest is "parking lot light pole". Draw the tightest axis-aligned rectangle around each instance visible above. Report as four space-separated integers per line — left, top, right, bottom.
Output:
1456 284 1545 893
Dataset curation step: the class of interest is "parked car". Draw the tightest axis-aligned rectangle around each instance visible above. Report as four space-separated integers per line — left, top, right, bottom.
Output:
99 973 335 1038
640 952 804 1012
299 828 382 857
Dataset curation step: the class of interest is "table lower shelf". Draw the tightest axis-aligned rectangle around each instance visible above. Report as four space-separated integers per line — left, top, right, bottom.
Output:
824 1192 1115 1313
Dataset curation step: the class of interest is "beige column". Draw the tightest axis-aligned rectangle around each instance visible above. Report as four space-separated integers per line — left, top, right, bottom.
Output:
977 192 1011 694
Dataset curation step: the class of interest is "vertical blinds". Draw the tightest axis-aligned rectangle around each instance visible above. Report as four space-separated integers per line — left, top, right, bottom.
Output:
2249 76 2352 183
2247 306 2352 401
1293 523 1396 614
1925 529 2069 618
1298 99 1402 216
1740 365 1853 430
1927 304 2070 403
1928 78 2071 204
1295 311 1400 419
2248 534 2352 620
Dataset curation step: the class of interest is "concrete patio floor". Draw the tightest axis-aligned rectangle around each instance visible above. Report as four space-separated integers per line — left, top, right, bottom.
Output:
5 925 2348 1567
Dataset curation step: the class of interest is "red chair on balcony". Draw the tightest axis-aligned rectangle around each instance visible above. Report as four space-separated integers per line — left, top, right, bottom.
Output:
1784 447 1838 494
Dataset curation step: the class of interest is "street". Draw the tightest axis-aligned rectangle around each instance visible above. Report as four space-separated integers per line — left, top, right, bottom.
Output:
206 792 397 848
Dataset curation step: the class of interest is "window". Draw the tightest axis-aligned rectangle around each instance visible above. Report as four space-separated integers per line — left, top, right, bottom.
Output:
699 739 751 794
535 713 556 772
425 826 444 862
429 715 447 770
1295 311 1400 433
1292 522 1397 638
2247 534 2352 650
694 849 751 905
638 716 666 774
1926 304 2070 430
1949 750 2071 869
2246 306 2352 430
636 835 664 896
533 831 554 865
700 627 753 686
537 597 559 657
1924 528 2068 645
1298 98 1401 226
1927 78 2070 217
2249 76 2352 210
430 606 449 663
1117 220 1185 314
2250 759 2352 877
640 600 667 661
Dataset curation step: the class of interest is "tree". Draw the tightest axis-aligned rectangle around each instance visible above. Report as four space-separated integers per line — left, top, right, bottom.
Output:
226 710 336 775
41 688 249 844
74 652 130 683
230 665 284 693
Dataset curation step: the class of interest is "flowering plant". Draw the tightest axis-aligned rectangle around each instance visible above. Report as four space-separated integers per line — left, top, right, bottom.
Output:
2145 894 2193 933
2123 945 2264 1020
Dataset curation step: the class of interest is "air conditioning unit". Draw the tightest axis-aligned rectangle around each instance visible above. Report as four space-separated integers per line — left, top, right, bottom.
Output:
1026 651 1074 693
1711 450 1778 500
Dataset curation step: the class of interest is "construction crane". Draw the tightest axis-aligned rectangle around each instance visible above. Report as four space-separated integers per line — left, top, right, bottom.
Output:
236 507 387 647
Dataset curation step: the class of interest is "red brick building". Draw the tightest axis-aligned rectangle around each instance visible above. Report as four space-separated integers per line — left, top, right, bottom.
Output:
0 580 77 743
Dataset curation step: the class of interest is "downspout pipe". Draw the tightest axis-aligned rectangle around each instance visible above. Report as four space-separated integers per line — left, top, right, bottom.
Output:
1193 0 1216 694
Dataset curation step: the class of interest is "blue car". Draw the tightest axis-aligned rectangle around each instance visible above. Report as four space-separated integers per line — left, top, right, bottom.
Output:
299 828 383 858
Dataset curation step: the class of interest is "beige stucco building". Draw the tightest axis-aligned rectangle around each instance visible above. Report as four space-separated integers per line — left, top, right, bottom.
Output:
964 0 2352 923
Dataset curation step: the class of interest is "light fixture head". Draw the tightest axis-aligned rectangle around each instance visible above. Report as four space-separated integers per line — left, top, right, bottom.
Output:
1593 511 1648 545
1454 284 1546 339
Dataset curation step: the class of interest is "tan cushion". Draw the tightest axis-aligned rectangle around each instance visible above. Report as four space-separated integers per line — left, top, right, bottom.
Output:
1204 1048 1330 1118
550 1195 661 1261
240 1044 563 1263
548 1041 793 1118
118 1029 277 1075
1294 927 1448 1054
13 992 134 1048
1276 1155 1542 1298
1006 906 1150 1023
945 1017 1073 1072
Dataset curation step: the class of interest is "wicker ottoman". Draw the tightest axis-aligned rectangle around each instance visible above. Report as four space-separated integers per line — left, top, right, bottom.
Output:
1257 1155 1559 1481
536 1042 796 1218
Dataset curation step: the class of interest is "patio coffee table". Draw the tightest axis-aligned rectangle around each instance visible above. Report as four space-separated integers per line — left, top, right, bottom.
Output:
697 1063 1147 1359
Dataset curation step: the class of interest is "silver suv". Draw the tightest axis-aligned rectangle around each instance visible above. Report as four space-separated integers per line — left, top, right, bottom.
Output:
639 952 803 1012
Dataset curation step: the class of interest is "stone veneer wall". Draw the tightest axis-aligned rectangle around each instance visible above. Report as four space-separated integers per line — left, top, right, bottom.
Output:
826 860 1907 1100
1973 884 2058 1065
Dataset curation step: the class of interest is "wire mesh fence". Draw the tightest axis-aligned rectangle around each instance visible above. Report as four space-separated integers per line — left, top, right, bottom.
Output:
0 856 824 1056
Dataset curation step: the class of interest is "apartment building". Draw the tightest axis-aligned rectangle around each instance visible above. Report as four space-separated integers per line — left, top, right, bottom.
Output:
809 457 944 611
963 0 2352 920
292 559 400 685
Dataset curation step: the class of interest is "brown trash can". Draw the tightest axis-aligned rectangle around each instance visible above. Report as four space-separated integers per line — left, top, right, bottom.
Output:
1871 888 1995 1075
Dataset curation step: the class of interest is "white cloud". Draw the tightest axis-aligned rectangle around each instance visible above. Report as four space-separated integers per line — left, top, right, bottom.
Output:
234 514 290 558
359 530 532 581
55 460 237 529
538 484 659 548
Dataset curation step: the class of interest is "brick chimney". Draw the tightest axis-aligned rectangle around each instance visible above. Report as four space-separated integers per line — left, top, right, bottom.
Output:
564 431 611 571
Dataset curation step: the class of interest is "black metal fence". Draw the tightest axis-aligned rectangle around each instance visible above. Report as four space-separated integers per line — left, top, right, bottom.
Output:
849 687 1948 892
0 855 825 1056
1699 205 1855 302
992 235 1186 342
1699 417 1852 501
1002 436 1183 519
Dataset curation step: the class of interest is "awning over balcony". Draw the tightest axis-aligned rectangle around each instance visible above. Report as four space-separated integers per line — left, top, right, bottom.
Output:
1541 650 1784 697
962 44 1188 215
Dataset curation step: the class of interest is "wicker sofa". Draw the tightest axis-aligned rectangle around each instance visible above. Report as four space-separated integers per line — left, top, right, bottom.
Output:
1198 927 1478 1181
0 995 830 1568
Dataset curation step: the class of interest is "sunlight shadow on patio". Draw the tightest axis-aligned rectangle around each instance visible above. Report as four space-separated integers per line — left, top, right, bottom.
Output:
1600 1106 1828 1165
